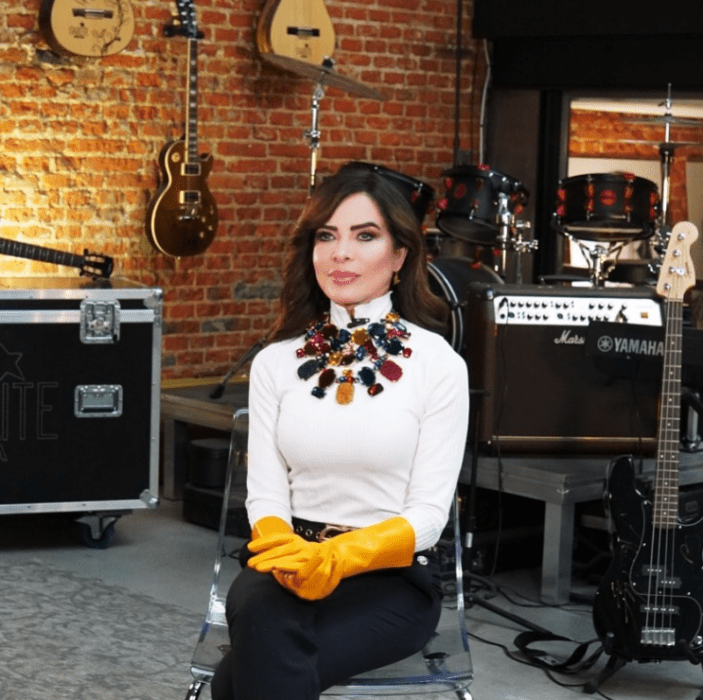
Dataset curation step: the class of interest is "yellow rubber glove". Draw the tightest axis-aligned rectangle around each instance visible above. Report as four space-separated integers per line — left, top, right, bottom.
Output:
247 516 319 573
279 517 415 601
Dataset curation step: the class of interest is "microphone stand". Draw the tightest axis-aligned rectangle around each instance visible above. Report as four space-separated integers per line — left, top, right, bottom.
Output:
209 338 266 399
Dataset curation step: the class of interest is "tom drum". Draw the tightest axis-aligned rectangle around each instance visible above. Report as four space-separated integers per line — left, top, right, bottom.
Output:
555 173 659 242
436 165 529 246
344 162 435 225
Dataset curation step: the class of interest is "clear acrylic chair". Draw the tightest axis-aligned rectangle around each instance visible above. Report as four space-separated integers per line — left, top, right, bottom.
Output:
185 406 473 699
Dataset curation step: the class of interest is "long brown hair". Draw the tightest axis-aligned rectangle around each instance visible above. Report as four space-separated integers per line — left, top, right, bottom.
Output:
270 163 448 341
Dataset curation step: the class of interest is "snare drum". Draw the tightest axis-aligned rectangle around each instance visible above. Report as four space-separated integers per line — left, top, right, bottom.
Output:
344 162 435 225
555 173 659 242
436 165 529 245
428 256 503 355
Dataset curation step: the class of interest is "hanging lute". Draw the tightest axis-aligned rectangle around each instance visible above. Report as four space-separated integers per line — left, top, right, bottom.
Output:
592 221 703 664
145 0 218 258
256 0 335 66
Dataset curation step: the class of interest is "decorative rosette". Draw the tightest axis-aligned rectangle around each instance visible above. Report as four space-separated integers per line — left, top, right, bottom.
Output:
295 311 412 404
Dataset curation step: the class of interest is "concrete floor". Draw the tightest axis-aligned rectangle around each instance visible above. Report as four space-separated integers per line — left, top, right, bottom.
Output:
3 499 703 700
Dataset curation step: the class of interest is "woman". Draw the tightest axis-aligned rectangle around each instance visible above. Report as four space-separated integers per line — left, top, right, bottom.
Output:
211 162 469 700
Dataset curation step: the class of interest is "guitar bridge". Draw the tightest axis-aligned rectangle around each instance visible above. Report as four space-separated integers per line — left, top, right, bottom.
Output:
641 628 676 646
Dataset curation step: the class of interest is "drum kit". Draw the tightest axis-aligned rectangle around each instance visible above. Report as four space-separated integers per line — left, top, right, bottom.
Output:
262 56 700 348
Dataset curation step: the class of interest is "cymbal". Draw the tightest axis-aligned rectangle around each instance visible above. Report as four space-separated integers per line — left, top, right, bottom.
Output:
623 114 703 128
261 53 386 101
622 139 703 148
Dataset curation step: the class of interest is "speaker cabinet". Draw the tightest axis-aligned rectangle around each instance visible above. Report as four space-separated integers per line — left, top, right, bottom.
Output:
465 283 663 453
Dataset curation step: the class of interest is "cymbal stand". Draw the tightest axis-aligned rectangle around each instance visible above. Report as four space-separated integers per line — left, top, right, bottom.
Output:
304 59 334 195
653 85 677 258
511 222 537 285
494 193 512 277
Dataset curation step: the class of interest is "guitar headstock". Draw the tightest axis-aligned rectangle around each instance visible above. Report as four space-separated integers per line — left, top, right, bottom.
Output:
655 221 699 302
167 0 202 39
80 250 114 280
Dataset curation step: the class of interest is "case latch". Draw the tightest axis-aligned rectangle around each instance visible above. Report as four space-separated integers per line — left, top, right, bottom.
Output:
80 300 120 344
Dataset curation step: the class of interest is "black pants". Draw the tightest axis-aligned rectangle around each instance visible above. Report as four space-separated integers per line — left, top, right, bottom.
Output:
210 553 442 700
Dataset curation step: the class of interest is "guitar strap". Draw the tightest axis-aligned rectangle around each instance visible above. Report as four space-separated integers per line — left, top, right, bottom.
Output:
513 629 604 674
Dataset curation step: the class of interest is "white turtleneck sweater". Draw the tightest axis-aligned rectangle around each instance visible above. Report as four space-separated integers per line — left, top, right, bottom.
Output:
245 292 469 552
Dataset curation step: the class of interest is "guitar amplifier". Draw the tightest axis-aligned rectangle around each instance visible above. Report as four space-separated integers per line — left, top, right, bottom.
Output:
465 282 663 453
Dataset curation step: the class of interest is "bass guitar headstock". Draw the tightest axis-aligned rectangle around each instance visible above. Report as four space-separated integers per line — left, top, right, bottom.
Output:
655 221 698 302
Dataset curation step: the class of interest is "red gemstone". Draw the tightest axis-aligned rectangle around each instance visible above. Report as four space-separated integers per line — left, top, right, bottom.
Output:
402 348 412 358
319 368 336 388
379 359 403 382
368 383 384 396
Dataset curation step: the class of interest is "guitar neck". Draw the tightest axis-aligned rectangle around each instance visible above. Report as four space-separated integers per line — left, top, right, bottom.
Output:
0 237 84 270
184 37 199 165
653 297 683 528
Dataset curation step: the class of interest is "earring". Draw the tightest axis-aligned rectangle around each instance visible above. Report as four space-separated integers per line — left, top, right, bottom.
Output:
392 270 401 286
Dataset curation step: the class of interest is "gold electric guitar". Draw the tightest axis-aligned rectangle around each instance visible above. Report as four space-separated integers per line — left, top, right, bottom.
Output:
39 0 134 57
256 0 336 66
145 0 218 258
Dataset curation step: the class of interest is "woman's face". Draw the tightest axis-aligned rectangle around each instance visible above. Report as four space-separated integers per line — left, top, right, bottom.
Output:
312 192 407 315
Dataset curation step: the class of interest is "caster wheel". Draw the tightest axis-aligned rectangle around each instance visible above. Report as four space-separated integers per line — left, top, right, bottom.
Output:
81 522 116 549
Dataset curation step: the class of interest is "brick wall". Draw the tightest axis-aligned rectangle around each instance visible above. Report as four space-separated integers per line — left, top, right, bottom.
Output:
0 0 481 379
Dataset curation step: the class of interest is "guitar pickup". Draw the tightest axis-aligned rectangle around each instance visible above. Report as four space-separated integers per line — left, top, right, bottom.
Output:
287 27 321 38
641 565 681 589
640 604 680 615
182 163 202 176
180 191 202 205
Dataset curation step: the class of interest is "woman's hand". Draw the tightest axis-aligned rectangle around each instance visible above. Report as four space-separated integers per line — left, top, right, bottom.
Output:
247 532 319 573
271 517 416 601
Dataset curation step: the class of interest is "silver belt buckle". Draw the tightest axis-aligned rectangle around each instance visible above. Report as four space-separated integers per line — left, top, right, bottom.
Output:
318 524 357 542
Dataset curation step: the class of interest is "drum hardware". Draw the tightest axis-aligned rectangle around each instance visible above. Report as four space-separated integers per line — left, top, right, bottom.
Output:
304 78 325 194
623 86 703 263
508 224 538 285
564 233 631 287
494 201 536 283
261 54 385 194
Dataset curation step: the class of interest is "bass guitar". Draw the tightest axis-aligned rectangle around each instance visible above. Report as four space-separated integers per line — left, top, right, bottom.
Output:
39 0 134 57
145 0 218 258
593 221 703 665
0 237 113 279
256 0 336 66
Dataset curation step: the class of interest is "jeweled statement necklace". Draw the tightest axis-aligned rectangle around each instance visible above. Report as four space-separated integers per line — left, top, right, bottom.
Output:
296 311 412 404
